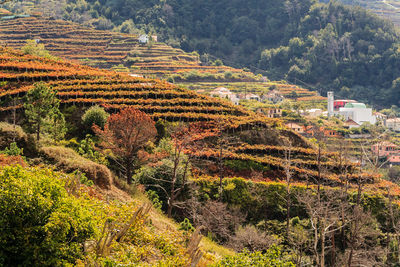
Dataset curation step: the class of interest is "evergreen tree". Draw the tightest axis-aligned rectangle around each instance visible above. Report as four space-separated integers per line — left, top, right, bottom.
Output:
24 82 62 141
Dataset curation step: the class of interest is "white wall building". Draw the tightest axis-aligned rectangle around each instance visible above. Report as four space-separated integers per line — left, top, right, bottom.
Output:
138 34 149 44
338 103 376 125
210 87 239 105
386 118 400 132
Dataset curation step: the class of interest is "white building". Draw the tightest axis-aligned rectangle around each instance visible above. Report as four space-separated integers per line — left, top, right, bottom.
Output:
138 34 149 44
306 108 323 118
338 103 376 125
386 118 400 132
210 87 239 105
261 90 284 103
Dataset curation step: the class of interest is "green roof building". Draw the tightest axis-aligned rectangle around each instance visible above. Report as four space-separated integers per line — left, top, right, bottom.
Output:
344 103 367 109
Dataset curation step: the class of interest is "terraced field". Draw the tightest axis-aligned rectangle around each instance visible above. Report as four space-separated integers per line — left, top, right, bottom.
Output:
0 15 256 81
0 46 365 188
0 48 261 124
0 14 327 108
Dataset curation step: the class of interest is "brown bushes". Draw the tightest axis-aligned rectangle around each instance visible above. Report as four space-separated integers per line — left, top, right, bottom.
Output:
0 122 37 157
40 146 112 189
0 154 26 167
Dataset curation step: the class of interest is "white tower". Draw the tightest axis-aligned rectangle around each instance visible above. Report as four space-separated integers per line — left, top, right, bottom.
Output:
327 91 334 117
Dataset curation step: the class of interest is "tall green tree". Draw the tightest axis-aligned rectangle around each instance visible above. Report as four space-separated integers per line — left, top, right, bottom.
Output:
24 82 62 141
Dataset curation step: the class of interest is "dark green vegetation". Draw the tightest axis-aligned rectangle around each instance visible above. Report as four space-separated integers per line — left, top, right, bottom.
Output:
4 0 400 107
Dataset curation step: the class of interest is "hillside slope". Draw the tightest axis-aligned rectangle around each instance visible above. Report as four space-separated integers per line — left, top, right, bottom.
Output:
0 15 256 82
0 46 357 189
0 14 327 108
321 0 400 26
4 0 400 107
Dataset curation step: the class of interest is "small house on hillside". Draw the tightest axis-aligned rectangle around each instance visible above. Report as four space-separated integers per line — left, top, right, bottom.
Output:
138 34 158 44
374 112 387 122
304 126 340 138
262 90 283 103
210 87 239 105
344 119 360 129
386 118 400 132
306 109 323 118
138 34 149 44
258 108 282 118
285 122 304 134
371 141 400 157
388 154 400 166
237 93 261 102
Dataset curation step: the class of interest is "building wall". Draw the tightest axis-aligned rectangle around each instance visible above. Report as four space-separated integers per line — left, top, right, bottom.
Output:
338 107 376 125
386 120 400 131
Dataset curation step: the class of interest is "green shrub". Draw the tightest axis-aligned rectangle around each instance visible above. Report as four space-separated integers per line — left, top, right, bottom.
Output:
82 105 109 131
213 59 223 66
213 246 294 267
179 218 195 232
147 189 163 210
167 76 175 83
224 71 233 80
1 142 23 156
0 165 96 266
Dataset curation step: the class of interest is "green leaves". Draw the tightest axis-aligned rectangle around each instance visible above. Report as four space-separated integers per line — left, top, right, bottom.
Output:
0 166 95 266
214 246 294 267
24 82 65 141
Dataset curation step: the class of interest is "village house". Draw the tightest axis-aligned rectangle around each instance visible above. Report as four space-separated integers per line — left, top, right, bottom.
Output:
138 34 149 44
304 126 340 138
371 141 400 158
257 107 282 118
237 93 261 102
305 108 323 118
334 99 356 110
388 154 400 166
285 122 304 134
323 128 341 137
138 34 157 44
386 118 400 132
210 87 239 105
344 119 360 129
337 102 376 125
374 112 387 122
261 90 284 103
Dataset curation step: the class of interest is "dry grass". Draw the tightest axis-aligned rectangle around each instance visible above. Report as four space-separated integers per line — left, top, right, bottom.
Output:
0 122 26 139
40 146 112 189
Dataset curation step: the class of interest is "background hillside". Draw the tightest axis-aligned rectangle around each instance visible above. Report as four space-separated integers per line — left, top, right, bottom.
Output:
321 0 400 26
3 0 400 107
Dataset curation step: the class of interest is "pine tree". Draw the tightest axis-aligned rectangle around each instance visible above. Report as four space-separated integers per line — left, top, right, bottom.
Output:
24 82 62 141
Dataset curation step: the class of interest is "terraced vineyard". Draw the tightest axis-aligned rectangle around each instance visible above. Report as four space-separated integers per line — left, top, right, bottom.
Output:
0 48 261 124
0 13 327 108
0 15 256 81
0 47 355 186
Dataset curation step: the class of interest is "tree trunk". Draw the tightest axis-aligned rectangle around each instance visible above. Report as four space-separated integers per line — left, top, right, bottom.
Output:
126 158 133 184
167 196 174 218
36 121 40 141
321 225 325 267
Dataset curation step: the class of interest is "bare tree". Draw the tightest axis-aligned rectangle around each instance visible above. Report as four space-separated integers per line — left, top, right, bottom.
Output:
187 200 244 244
144 124 201 218
297 189 347 267
288 224 310 267
228 225 278 252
